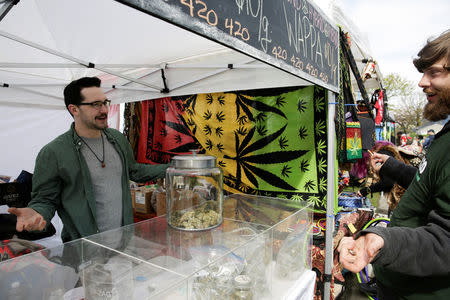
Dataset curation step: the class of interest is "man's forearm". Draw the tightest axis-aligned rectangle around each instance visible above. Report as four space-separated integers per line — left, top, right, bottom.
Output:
363 210 450 276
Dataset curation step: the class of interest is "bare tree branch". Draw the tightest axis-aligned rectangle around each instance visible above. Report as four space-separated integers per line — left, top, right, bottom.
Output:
391 92 426 133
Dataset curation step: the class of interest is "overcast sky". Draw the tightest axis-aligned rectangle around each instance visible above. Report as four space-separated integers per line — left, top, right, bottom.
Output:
337 0 450 88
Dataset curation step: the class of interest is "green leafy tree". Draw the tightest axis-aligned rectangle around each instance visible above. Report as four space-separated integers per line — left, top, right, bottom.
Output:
390 92 426 133
383 73 415 99
383 73 425 133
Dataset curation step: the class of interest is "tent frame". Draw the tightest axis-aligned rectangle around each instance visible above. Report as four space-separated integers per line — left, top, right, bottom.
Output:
0 29 280 102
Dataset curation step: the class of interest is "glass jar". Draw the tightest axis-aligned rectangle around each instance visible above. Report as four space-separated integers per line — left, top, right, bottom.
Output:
166 151 223 231
232 275 253 300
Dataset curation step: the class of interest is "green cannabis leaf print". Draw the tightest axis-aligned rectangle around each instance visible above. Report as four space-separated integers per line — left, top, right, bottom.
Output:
178 86 330 211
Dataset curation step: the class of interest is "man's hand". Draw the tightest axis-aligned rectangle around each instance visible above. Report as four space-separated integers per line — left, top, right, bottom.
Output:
8 207 46 232
370 153 390 174
338 233 384 273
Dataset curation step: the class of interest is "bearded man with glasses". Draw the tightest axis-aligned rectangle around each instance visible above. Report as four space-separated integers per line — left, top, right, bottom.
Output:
339 30 450 299
8 77 169 243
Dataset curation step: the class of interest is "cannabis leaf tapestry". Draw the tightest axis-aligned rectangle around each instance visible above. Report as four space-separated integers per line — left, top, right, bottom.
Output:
345 122 362 161
136 97 199 164
136 86 336 212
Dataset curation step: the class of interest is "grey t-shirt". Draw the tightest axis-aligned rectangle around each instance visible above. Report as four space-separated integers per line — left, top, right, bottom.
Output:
80 134 123 233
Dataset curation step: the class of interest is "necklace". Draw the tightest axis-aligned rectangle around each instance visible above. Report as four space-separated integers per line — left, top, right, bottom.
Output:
79 133 106 168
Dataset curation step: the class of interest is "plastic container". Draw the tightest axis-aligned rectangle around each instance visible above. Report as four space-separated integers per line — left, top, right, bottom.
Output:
83 262 133 300
166 151 223 231
232 275 253 300
7 281 29 300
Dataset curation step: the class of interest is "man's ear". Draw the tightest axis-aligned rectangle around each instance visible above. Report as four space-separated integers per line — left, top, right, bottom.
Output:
68 104 78 116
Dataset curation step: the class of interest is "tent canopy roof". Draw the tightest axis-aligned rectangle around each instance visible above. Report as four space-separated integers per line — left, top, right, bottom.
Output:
1 0 383 110
0 0 312 109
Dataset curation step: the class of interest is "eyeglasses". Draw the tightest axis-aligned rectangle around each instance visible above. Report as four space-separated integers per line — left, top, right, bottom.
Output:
422 65 450 79
77 99 111 109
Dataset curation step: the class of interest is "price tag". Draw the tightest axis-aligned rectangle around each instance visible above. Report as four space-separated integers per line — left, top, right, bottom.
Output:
135 192 146 204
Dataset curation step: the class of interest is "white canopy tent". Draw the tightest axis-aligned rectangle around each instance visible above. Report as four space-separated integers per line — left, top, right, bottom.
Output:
0 0 313 177
0 0 382 177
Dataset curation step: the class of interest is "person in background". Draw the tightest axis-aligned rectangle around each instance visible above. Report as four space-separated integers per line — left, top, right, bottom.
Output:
417 134 424 152
339 30 450 299
8 77 169 242
395 132 404 146
399 133 407 146
422 128 435 149
406 135 413 145
356 141 416 213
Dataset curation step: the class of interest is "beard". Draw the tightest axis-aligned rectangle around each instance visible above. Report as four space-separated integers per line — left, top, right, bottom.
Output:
423 87 450 121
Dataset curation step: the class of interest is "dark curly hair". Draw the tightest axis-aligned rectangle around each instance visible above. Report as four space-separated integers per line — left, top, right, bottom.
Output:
63 77 101 115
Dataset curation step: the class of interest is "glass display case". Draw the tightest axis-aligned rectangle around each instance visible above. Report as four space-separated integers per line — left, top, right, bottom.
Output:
0 194 313 300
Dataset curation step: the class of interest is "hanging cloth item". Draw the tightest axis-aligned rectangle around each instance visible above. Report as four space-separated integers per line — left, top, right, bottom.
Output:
345 122 363 161
357 109 376 151
134 86 335 213
374 89 384 125
336 32 358 163
362 61 376 81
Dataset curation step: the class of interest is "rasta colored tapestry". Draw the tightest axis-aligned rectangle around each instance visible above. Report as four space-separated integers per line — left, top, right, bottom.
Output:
136 97 198 164
345 122 362 161
135 86 336 212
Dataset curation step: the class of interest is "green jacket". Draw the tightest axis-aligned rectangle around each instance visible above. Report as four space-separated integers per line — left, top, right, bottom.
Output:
28 123 169 242
368 121 450 299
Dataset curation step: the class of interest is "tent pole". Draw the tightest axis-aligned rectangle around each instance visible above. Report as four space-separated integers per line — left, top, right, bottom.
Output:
0 30 161 91
0 62 161 69
169 58 256 91
1 83 66 87
169 63 271 69
324 90 336 300
0 101 65 110
1 83 63 101
0 0 18 23
0 61 271 70
170 68 229 91
103 69 161 95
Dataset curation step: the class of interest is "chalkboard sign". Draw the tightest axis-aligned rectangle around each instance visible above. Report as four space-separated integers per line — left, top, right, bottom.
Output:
117 0 339 92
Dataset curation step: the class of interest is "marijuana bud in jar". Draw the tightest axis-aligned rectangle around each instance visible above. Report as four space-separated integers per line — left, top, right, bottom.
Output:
232 275 253 300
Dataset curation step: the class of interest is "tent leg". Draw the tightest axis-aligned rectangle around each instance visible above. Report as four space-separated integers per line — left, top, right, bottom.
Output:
324 91 336 299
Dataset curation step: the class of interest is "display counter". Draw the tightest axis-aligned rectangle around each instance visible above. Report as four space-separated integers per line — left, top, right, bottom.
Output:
0 194 314 299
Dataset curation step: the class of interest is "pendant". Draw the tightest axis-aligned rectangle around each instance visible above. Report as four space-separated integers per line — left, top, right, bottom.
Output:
101 162 105 168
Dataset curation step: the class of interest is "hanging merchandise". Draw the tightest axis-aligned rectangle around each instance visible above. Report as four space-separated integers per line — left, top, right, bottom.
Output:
336 33 359 163
338 120 364 163
372 89 384 125
339 28 376 154
339 29 374 120
345 122 363 161
129 86 335 213
362 60 376 81
375 126 384 141
357 105 376 151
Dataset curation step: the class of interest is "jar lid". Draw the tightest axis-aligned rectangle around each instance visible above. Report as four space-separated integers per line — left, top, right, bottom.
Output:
234 275 252 288
172 154 217 169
